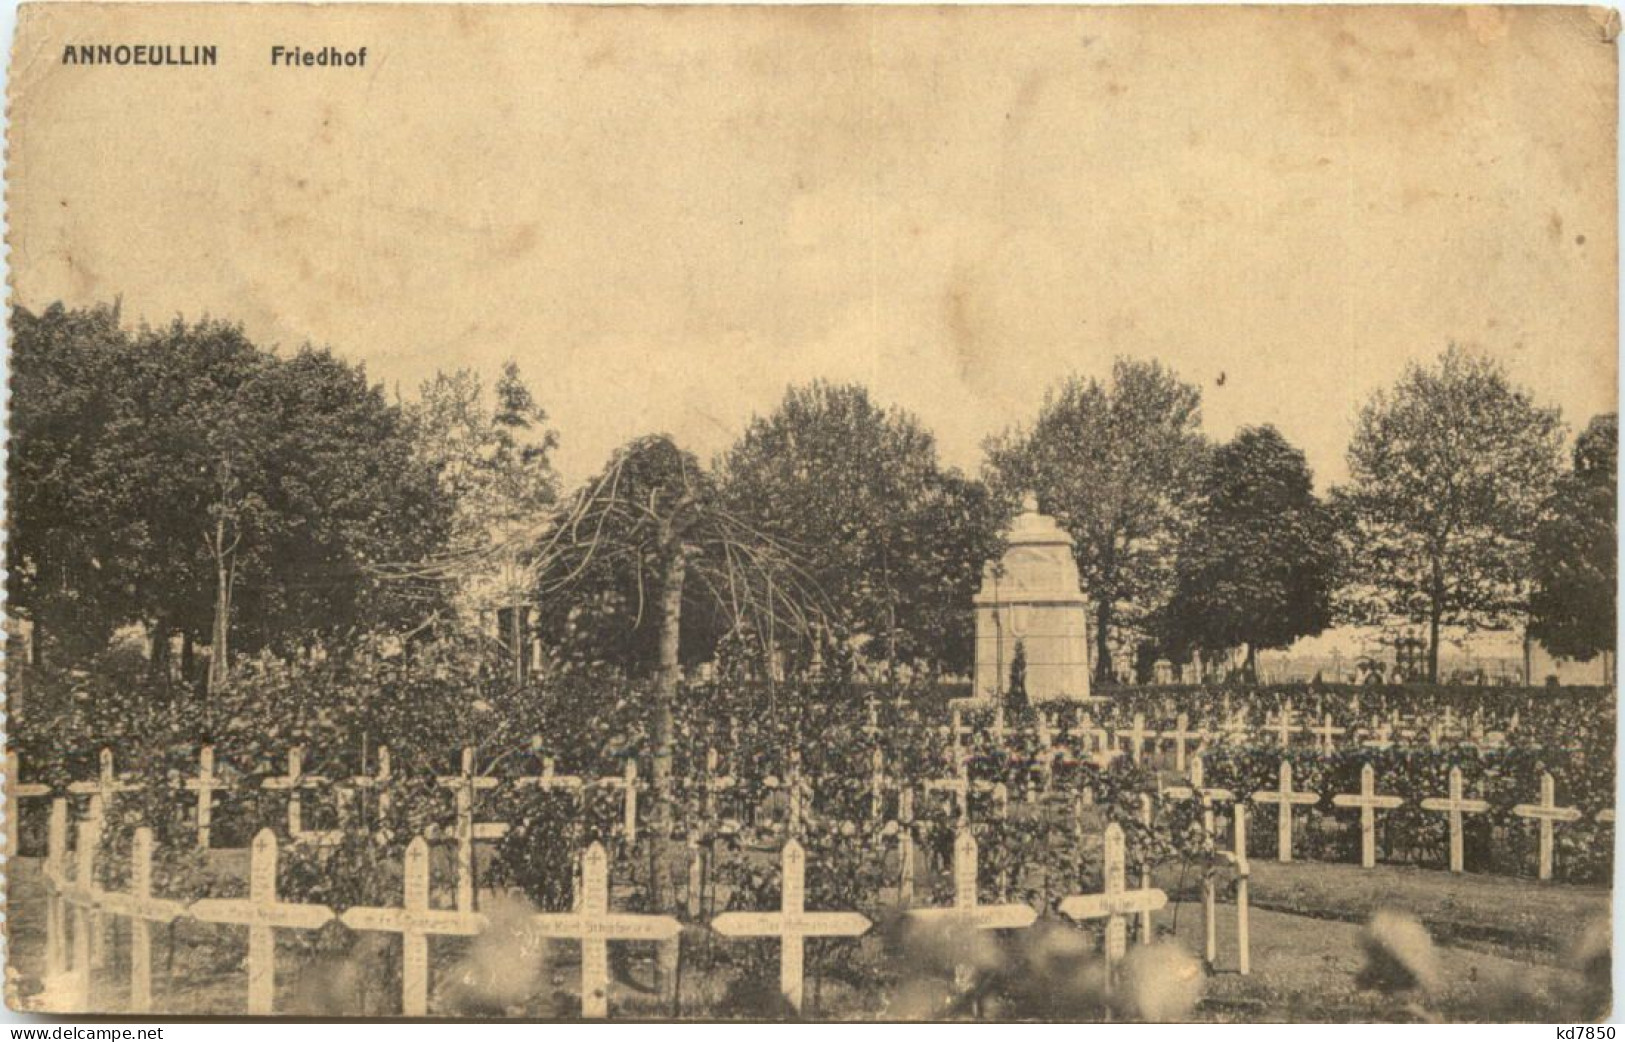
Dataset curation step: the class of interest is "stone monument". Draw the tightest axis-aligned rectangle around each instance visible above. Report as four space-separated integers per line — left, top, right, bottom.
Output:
973 493 1091 702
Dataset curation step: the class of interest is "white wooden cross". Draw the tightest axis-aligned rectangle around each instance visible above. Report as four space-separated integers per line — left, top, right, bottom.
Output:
1388 708 1420 744
530 842 681 1017
702 748 735 823
65 749 133 969
98 826 187 1013
7 751 52 857
66 818 102 1000
1221 707 1249 745
1419 766 1489 874
1331 764 1404 868
346 745 393 826
905 829 1036 988
869 746 887 822
1118 713 1153 764
191 828 336 1014
44 799 69 979
1360 719 1396 751
1203 802 1251 976
437 746 510 911
7 752 53 801
184 745 232 849
862 698 883 742
924 744 971 824
1069 712 1111 757
1032 711 1061 796
1058 823 1168 970
1265 700 1297 747
1136 793 1156 945
262 747 339 844
67 748 138 831
896 788 917 907
517 754 587 799
1161 754 1235 836
1161 714 1202 772
949 705 971 750
1308 714 1345 753
1236 803 1251 975
1513 772 1581 881
711 840 872 1013
1251 760 1319 863
1089 741 1123 773
341 836 487 1016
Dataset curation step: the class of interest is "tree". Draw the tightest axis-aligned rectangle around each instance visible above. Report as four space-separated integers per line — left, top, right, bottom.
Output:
983 359 1208 683
718 381 998 678
530 434 828 791
888 471 1005 677
403 363 560 672
8 303 450 683
8 303 143 663
1164 426 1337 673
1007 639 1029 712
1529 412 1616 666
1335 346 1565 682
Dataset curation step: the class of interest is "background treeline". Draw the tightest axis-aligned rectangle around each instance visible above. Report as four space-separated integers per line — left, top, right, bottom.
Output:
8 301 1616 691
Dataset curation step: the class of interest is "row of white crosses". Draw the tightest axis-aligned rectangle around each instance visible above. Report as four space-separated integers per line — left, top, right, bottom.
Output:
41 801 684 1018
711 823 1173 1013
437 746 640 911
939 696 1462 759
1248 760 1589 879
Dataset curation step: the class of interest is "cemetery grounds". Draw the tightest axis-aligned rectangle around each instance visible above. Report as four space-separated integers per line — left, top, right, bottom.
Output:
4 681 1615 1021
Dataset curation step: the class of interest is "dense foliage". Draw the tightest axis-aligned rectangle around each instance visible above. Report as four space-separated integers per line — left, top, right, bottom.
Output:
1164 426 1338 669
1335 347 1567 681
1530 413 1617 664
9 303 451 673
984 359 1209 681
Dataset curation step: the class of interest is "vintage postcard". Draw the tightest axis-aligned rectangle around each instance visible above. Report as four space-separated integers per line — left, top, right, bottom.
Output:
2 2 1617 1023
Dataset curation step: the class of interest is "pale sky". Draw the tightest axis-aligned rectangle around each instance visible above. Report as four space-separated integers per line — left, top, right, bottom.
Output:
10 4 1618 487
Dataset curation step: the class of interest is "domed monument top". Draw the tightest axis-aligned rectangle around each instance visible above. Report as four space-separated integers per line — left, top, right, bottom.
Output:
1004 491 1075 550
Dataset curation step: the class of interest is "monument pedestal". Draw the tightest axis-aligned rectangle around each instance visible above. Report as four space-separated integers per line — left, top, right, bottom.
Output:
973 494 1091 702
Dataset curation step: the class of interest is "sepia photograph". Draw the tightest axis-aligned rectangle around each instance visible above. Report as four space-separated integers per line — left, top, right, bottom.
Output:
1 2 1618 1023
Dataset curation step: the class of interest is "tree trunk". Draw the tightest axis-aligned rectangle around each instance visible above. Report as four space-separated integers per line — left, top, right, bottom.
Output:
1428 605 1442 685
1244 643 1258 680
654 549 688 820
509 602 525 686
1428 555 1445 684
1094 602 1113 684
208 517 231 696
148 618 171 681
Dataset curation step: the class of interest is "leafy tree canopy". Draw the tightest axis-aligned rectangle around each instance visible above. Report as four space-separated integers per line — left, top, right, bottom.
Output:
1334 345 1565 681
8 302 451 672
1164 425 1337 668
719 381 1001 677
983 359 1208 683
1529 412 1616 663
